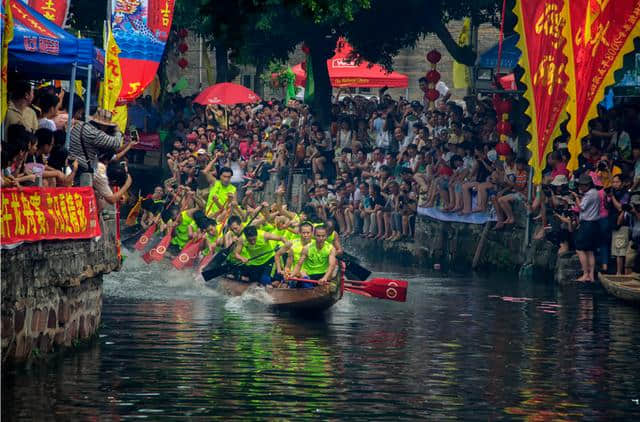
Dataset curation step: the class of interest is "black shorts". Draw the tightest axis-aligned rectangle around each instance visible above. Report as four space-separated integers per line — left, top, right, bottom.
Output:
574 220 599 251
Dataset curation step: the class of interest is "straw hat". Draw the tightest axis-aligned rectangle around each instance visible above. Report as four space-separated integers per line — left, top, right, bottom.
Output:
90 108 117 127
550 175 568 186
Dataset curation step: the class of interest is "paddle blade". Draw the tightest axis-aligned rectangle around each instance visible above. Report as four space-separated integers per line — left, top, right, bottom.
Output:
145 232 173 262
341 253 371 281
201 250 231 281
122 228 145 250
346 278 408 302
172 239 204 270
198 253 215 273
134 224 157 251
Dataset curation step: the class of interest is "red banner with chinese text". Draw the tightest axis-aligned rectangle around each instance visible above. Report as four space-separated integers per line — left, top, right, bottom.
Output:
515 0 570 184
565 0 640 170
1 187 101 246
27 0 68 27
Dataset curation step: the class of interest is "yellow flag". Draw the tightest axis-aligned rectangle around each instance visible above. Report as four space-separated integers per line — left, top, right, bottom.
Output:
149 74 161 104
203 47 214 86
103 29 123 112
112 104 128 133
1 0 14 120
452 17 471 90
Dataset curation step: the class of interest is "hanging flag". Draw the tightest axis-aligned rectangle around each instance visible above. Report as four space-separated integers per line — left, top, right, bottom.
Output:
111 0 176 103
203 47 214 86
1 0 13 120
452 17 471 89
303 47 314 105
514 0 570 184
103 29 123 112
27 0 69 27
148 74 161 104
284 66 296 104
112 104 128 132
565 0 640 171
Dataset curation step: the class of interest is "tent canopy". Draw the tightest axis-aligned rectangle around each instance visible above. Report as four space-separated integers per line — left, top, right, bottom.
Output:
293 39 408 88
1 0 97 80
477 34 521 70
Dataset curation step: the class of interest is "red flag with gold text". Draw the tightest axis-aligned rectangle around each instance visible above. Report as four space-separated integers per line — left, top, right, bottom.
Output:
27 0 68 27
514 0 570 184
565 0 640 170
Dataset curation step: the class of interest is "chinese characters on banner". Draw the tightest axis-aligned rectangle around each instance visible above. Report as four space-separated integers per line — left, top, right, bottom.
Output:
1 187 101 246
514 0 570 184
564 0 640 171
111 0 175 103
27 0 68 27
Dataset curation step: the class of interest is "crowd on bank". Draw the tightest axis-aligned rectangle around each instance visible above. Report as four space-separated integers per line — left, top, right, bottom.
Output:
3 75 640 283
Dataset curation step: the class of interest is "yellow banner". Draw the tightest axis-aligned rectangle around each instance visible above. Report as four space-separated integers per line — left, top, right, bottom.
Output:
452 17 471 90
103 29 122 112
1 0 14 120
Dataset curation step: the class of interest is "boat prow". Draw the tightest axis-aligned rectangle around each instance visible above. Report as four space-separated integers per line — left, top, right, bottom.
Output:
599 274 640 305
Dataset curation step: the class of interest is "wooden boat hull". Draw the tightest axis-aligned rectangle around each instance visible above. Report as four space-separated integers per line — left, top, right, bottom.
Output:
218 275 343 312
600 274 640 305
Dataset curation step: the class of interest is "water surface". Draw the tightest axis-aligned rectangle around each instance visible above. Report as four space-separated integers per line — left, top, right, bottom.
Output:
3 253 640 420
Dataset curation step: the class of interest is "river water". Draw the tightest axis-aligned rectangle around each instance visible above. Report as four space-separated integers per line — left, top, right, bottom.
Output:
3 252 640 420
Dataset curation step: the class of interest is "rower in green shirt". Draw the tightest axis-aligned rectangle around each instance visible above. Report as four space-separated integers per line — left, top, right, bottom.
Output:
233 225 291 285
203 165 237 218
293 224 338 286
274 222 314 288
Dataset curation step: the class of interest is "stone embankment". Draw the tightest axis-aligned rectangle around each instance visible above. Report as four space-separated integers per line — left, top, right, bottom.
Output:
1 214 120 364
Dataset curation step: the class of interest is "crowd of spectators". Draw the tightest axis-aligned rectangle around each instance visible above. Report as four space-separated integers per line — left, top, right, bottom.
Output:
3 76 640 282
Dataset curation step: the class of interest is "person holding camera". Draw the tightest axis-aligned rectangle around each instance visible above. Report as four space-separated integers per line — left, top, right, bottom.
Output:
609 174 630 274
69 104 123 186
93 150 133 213
572 173 601 282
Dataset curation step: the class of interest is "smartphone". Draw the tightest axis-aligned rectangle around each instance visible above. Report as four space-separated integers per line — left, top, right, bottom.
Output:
130 129 139 142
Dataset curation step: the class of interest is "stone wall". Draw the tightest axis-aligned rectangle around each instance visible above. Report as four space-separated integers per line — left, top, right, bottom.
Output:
1 214 120 364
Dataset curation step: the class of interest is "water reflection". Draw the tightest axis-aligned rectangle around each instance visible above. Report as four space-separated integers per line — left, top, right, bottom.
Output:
3 263 640 420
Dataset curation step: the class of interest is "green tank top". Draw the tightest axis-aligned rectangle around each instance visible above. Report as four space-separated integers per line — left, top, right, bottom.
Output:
302 241 333 276
242 230 274 266
290 238 310 268
171 210 195 249
205 180 236 217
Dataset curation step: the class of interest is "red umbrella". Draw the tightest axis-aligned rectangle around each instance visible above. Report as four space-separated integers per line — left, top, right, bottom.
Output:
193 82 261 105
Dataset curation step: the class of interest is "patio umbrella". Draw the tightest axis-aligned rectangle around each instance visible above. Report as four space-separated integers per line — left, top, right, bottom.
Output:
193 82 261 105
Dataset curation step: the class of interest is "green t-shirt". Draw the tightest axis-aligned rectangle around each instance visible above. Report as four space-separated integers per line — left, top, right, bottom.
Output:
302 241 333 276
206 180 236 217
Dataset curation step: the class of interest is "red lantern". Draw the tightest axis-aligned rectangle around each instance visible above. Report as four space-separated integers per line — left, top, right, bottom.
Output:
178 58 189 69
495 141 512 157
496 121 512 136
426 70 441 84
178 28 188 38
178 43 189 54
425 89 440 102
493 96 512 115
426 49 442 64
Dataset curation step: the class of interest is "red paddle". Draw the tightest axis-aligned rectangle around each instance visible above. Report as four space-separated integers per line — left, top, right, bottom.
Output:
143 231 173 263
172 239 204 270
134 223 157 251
286 277 408 302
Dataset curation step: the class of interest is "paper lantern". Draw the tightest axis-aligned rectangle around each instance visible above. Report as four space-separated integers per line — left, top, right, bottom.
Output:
495 141 512 157
178 43 189 54
426 49 442 64
493 96 512 114
178 58 189 69
426 70 441 84
425 89 440 102
496 121 512 136
178 28 189 38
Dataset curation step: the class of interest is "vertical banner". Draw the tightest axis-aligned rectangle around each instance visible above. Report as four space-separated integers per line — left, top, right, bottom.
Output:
1 0 14 120
112 0 175 102
452 17 471 90
27 0 69 27
514 0 570 184
103 29 123 112
565 0 640 170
